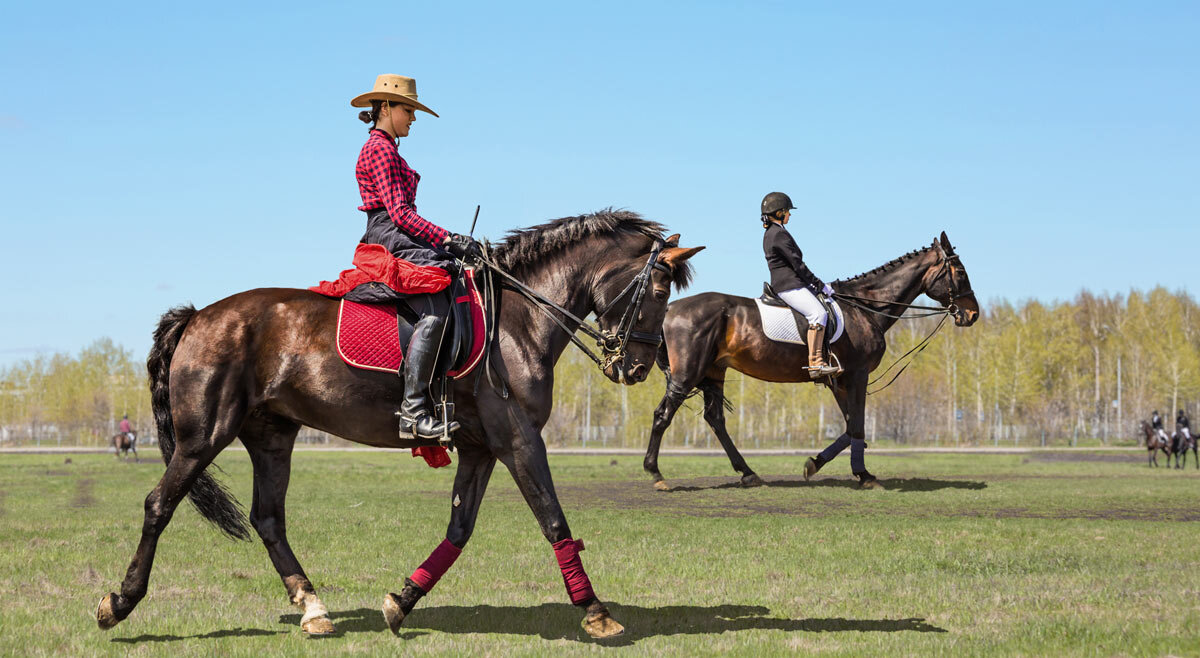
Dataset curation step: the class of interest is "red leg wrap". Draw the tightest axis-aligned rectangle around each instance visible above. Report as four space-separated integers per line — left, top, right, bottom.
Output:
410 539 462 592
552 537 596 605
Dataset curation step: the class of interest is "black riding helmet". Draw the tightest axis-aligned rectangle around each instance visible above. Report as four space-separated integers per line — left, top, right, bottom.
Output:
761 192 796 220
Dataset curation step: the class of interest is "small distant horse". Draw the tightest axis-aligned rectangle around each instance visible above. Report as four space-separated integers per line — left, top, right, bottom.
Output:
644 232 979 490
111 431 137 461
1170 426 1196 469
1141 421 1169 467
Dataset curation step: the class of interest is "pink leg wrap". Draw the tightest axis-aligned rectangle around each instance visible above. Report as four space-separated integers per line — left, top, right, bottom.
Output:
552 538 596 605
410 539 462 592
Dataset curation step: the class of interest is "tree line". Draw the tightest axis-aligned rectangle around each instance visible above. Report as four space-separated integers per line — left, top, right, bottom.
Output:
3 287 1196 448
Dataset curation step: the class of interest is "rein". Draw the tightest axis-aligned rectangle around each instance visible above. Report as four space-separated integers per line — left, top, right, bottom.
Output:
474 238 667 373
831 242 971 394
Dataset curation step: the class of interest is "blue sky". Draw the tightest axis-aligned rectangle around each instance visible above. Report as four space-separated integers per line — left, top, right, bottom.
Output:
1 1 1197 364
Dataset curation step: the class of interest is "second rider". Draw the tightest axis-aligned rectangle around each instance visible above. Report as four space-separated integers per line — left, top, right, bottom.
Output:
761 192 842 377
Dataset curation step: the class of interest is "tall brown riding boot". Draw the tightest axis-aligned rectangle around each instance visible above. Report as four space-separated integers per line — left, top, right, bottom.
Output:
806 324 842 377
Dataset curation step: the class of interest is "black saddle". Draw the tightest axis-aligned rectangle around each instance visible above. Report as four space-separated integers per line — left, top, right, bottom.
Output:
759 282 790 308
760 283 836 329
394 269 481 375
758 282 837 350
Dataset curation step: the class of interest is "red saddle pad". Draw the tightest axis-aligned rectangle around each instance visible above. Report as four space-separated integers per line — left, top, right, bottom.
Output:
336 300 405 373
335 268 486 377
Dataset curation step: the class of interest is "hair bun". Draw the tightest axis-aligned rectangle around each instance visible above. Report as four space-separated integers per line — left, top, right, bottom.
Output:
358 110 372 124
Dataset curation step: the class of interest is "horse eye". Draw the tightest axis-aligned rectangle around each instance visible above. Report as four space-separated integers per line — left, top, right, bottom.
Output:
654 290 668 302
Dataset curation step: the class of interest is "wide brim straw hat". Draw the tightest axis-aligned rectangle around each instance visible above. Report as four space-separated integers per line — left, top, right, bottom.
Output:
351 74 438 117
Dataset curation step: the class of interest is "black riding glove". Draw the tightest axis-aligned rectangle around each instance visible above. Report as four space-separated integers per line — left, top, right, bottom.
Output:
443 233 482 260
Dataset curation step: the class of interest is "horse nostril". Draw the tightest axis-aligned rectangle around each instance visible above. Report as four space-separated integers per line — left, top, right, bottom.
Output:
630 363 647 380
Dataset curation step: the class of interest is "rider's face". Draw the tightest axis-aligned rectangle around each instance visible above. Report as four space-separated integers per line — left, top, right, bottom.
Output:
383 103 415 138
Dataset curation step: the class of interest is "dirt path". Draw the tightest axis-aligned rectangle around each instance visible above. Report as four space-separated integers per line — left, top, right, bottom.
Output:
513 473 1200 522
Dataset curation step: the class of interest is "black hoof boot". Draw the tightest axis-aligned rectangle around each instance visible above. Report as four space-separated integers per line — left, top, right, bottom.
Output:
854 470 883 490
382 579 426 635
804 456 827 480
741 472 764 487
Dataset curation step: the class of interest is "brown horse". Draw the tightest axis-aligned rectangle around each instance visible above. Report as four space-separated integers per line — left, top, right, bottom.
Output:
110 430 137 460
95 210 702 639
1141 421 1170 467
644 232 979 490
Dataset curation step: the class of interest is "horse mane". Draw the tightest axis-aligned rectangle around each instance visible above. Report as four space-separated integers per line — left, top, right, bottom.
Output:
490 208 693 290
833 243 934 285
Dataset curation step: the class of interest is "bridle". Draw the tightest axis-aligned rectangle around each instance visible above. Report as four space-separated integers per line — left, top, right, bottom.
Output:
477 239 669 373
831 241 975 394
929 242 974 319
593 240 670 365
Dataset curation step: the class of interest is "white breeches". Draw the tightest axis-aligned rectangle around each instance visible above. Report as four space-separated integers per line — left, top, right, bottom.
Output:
1181 427 1192 440
778 287 827 327
1156 428 1169 442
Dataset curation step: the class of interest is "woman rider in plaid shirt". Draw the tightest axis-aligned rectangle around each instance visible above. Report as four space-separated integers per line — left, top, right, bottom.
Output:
352 74 480 440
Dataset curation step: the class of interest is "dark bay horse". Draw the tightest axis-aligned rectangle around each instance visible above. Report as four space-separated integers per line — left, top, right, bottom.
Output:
644 232 979 490
110 430 137 460
1141 421 1170 467
1170 426 1196 469
96 210 703 639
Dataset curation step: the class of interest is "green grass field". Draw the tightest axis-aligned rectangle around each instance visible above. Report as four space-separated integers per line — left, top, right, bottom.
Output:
1 449 1197 656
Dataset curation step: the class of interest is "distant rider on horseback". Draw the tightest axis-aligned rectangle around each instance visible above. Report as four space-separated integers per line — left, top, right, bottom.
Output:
118 414 133 441
1177 409 1192 442
761 192 841 377
1152 410 1169 444
351 74 480 440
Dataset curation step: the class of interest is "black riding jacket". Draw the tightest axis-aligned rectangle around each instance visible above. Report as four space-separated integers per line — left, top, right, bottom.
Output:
763 223 823 293
1152 414 1164 430
1178 414 1190 430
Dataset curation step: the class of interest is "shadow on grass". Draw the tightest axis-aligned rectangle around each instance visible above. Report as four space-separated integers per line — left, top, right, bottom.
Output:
112 628 286 643
666 477 986 493
281 604 946 645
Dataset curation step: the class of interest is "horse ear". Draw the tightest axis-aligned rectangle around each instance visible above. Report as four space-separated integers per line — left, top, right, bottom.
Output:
664 233 681 246
939 231 953 251
659 245 704 265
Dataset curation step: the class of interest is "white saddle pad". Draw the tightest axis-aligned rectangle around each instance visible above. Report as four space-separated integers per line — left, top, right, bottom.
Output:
753 298 845 345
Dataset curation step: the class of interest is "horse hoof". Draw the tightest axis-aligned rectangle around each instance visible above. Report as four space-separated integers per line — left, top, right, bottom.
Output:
302 615 336 635
96 593 120 630
858 478 885 490
382 593 406 635
653 480 671 492
741 473 764 487
581 609 625 639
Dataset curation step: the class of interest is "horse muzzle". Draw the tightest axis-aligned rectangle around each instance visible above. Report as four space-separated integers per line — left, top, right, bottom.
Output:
607 359 649 385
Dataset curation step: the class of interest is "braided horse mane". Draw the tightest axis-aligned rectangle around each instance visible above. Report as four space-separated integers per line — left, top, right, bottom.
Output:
490 208 694 290
833 241 936 286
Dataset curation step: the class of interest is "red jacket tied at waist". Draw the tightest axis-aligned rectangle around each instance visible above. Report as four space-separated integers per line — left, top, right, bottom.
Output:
310 243 451 298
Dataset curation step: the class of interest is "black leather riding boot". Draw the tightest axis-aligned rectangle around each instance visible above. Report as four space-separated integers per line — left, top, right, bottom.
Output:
398 315 459 440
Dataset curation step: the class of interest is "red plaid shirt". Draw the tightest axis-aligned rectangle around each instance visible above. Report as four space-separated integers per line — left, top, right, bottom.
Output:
356 129 449 246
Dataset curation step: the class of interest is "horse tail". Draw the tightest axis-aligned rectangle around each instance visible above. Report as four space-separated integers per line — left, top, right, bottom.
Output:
148 305 251 541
